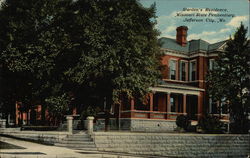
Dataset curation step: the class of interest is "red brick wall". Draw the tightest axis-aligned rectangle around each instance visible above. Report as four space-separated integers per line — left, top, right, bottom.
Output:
161 55 188 80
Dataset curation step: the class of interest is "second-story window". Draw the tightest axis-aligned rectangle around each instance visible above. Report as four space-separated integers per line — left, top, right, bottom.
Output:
170 60 177 80
209 59 216 70
189 60 196 81
179 61 187 81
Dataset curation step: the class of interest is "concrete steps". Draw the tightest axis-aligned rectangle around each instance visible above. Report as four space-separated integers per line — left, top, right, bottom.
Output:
55 132 97 150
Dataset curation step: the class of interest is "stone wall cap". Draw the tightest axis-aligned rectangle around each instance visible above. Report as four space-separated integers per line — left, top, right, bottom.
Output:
87 116 95 120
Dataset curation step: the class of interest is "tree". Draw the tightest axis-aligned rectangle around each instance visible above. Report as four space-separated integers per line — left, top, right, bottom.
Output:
207 23 250 133
65 0 161 105
0 0 161 125
0 0 74 124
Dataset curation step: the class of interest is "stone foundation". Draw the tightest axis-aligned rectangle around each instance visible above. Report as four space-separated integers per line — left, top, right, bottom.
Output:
95 118 177 132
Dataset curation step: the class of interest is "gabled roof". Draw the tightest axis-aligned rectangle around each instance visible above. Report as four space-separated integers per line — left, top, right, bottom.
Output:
159 37 227 54
208 40 227 52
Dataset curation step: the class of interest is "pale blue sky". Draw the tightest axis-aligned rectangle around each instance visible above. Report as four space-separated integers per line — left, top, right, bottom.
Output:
140 0 249 43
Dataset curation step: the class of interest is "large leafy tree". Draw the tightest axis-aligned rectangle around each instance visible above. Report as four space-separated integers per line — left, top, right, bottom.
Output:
0 0 75 123
65 0 161 107
0 0 161 124
207 23 250 133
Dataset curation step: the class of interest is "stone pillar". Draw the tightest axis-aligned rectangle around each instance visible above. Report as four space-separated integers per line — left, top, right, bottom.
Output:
87 116 94 135
66 116 73 134
183 94 187 114
0 119 6 128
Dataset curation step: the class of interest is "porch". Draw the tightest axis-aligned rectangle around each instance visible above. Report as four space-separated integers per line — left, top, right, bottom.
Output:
120 83 205 121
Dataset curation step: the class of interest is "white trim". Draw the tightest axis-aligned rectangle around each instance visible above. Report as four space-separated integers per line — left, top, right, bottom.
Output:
157 84 205 91
208 53 219 57
164 51 188 58
150 87 201 96
217 42 228 50
162 48 220 58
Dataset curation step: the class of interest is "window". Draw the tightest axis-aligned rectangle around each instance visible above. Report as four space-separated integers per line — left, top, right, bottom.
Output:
209 97 228 114
170 60 177 80
189 60 196 81
220 97 228 114
170 97 175 112
209 98 218 114
179 61 187 81
209 59 216 70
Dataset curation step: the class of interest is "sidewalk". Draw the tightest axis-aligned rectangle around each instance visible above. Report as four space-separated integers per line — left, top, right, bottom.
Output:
0 136 151 158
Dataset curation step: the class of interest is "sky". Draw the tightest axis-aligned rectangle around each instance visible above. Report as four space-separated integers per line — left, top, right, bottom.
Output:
140 0 249 43
0 0 248 44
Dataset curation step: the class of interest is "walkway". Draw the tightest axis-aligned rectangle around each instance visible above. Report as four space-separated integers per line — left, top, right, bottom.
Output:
0 136 158 158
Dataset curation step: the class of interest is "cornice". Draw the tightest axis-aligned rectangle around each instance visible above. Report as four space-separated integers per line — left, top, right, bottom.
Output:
161 48 222 58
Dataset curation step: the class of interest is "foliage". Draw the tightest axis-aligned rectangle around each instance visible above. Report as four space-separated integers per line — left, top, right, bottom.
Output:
207 23 250 134
0 0 161 122
45 93 70 124
64 0 162 105
80 106 101 119
176 115 190 130
0 0 74 121
198 115 224 134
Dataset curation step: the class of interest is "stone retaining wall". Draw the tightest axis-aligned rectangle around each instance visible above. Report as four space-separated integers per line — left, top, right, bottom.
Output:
93 132 250 158
0 129 68 145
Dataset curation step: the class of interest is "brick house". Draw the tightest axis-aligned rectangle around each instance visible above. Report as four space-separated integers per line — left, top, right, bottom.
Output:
110 26 229 131
15 26 229 131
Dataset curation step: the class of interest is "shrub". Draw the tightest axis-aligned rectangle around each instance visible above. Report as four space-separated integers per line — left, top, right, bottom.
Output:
229 114 249 134
176 115 190 130
198 115 224 134
80 106 101 120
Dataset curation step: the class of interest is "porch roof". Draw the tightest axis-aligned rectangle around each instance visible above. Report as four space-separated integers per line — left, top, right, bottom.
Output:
150 82 204 96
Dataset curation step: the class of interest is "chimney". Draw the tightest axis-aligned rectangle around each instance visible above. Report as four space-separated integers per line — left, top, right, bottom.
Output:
176 26 188 46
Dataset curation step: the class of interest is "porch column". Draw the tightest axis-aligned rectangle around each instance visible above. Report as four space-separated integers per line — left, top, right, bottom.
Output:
130 99 135 118
167 93 171 112
198 93 203 119
15 102 19 125
183 94 187 114
130 99 135 111
149 93 153 111
149 93 154 119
